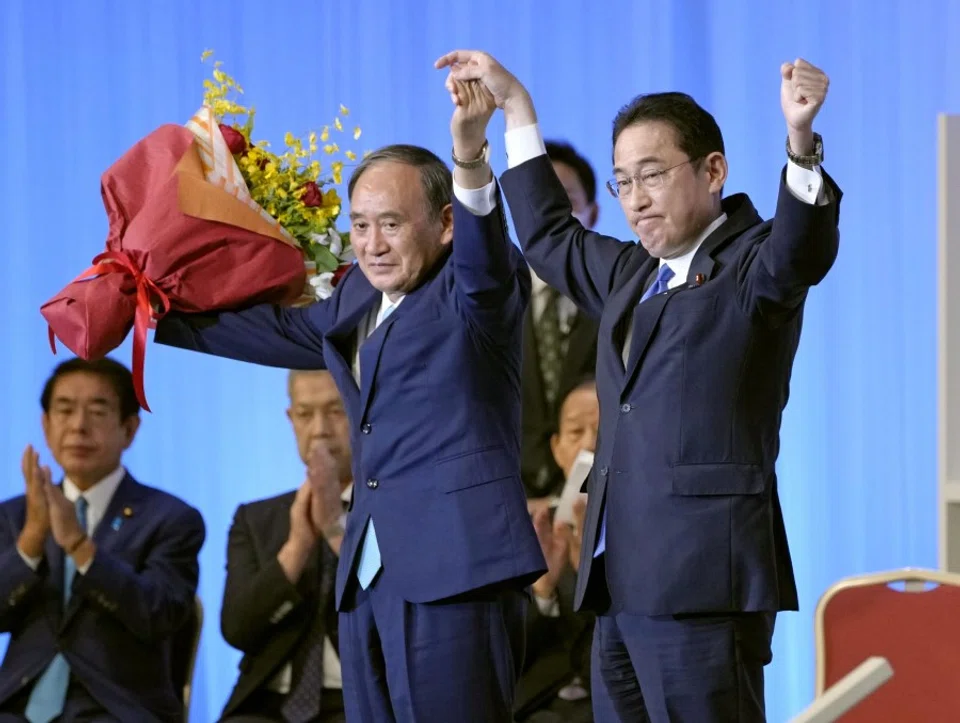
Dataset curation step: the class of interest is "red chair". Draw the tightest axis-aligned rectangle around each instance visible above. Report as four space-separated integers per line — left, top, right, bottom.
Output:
814 568 960 721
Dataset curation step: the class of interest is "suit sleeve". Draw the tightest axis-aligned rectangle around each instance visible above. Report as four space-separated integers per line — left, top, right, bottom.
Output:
500 154 636 320
70 503 205 644
219 505 306 653
154 300 330 370
0 505 45 633
448 190 530 343
737 167 841 325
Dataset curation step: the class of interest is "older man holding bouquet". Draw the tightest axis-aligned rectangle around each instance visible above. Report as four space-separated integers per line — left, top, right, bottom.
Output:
154 78 545 722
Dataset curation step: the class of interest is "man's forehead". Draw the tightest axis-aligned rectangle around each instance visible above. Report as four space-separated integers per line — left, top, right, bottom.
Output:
561 388 599 418
50 373 118 403
613 122 681 166
291 373 341 404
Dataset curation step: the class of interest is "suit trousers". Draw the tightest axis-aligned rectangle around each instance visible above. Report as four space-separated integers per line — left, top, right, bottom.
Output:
594 610 775 723
338 577 527 723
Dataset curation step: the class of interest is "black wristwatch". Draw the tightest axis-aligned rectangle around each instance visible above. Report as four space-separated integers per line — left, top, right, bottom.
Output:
786 132 823 168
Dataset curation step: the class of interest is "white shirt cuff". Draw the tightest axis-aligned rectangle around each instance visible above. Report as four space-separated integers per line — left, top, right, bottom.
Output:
533 591 560 618
452 179 497 216
17 546 42 571
785 160 826 205
505 123 547 169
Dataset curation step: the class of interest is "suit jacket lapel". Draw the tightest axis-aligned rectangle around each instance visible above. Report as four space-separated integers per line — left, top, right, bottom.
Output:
688 193 763 284
622 290 672 394
327 274 380 415
607 256 658 376
357 282 438 423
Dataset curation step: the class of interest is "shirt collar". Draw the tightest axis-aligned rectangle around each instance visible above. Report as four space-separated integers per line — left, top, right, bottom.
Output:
63 466 126 509
340 481 353 504
659 212 727 281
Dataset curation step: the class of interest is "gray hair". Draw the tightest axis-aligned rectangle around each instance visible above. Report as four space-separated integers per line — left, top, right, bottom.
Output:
347 144 452 219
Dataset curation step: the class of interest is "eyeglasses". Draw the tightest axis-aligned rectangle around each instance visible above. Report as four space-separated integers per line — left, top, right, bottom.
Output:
605 158 699 199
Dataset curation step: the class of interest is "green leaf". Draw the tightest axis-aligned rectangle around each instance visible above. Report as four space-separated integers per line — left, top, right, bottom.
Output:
308 243 339 273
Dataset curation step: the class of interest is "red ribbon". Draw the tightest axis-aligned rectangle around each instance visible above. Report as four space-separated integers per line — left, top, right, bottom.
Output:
48 250 170 412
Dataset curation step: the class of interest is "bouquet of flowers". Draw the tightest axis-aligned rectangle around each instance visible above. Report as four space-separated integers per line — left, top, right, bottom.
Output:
41 51 362 410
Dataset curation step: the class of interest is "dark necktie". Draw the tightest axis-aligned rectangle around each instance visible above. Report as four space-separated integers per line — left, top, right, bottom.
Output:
537 287 564 407
281 542 337 723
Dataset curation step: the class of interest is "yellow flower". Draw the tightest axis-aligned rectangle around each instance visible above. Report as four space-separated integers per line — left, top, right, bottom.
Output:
332 161 344 185
264 162 277 178
340 104 349 116
324 143 339 155
201 49 214 61
284 132 295 146
320 126 330 142
353 127 362 140
345 150 357 161
334 117 343 131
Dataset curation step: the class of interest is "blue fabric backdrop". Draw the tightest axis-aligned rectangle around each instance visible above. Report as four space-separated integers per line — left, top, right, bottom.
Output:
2 1 958 719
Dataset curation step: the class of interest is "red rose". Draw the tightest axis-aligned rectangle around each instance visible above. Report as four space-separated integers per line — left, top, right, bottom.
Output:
301 181 323 207
218 124 247 155
332 263 352 286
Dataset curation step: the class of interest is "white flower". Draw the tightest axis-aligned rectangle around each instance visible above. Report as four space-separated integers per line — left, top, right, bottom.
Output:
308 228 343 259
308 271 335 300
327 228 343 257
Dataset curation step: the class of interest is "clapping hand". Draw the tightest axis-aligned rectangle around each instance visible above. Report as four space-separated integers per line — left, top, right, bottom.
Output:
307 442 344 543
531 505 570 599
18 445 51 557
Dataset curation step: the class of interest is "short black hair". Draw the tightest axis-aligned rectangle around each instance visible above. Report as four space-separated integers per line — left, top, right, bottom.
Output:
545 140 597 204
41 357 141 420
348 144 452 220
611 92 724 163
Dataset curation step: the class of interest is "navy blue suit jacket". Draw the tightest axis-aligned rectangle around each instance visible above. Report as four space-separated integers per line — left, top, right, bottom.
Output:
155 194 546 607
0 473 205 723
501 156 841 616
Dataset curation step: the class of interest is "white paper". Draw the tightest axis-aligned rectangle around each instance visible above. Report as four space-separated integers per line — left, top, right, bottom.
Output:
554 450 594 525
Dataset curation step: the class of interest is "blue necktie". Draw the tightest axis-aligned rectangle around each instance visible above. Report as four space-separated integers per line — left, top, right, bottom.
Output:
26 496 88 723
595 264 674 558
355 301 397 589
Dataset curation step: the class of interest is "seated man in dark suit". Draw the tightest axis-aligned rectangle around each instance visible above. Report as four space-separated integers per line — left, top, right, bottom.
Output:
522 142 600 501
219 370 352 723
0 357 205 723
516 378 604 723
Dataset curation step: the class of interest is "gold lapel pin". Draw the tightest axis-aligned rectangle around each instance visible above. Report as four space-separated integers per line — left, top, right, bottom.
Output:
123 507 134 518
695 273 705 286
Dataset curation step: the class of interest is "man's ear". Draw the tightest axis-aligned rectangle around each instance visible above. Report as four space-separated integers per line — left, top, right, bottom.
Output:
704 152 728 195
440 204 454 246
121 414 141 450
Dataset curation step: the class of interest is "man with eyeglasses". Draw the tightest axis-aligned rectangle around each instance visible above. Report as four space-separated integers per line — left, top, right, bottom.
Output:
436 51 840 723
